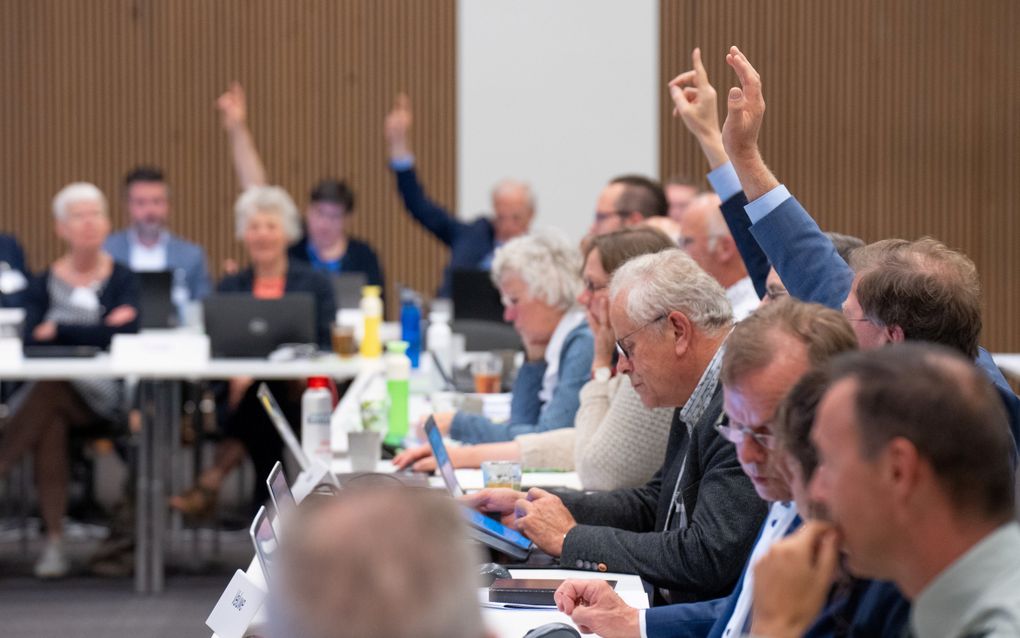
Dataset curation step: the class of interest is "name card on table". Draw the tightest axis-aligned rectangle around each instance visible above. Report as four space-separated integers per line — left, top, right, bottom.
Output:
206 568 267 638
0 337 23 368
110 331 209 373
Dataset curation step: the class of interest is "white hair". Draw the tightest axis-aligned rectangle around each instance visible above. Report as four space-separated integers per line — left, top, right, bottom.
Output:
491 230 582 310
52 182 108 221
491 179 536 213
609 248 733 331
234 185 302 242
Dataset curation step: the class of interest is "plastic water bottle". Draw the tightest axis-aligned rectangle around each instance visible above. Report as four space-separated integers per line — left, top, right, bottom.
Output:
359 285 383 358
385 341 411 447
399 290 422 368
426 311 453 381
301 377 333 467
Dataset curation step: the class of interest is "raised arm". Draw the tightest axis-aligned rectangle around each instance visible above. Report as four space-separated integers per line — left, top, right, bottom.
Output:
720 47 852 308
217 82 268 190
669 47 770 296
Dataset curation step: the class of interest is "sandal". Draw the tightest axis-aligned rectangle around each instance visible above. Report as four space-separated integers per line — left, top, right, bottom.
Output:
169 485 218 520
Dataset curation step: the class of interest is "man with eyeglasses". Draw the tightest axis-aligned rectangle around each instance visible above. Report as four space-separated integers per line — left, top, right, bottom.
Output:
463 249 766 605
553 298 905 638
589 175 669 237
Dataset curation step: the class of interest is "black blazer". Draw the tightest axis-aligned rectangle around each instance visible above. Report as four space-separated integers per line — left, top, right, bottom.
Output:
23 262 140 348
217 259 336 350
557 382 768 605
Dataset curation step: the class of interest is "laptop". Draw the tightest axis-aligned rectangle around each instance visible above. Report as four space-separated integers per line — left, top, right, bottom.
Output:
451 269 505 322
204 293 316 357
266 461 297 520
249 506 278 583
424 416 465 497
137 271 176 329
330 272 367 310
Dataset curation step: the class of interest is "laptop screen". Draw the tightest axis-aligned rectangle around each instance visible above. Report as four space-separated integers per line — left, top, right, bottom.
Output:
249 506 278 582
425 417 464 497
267 462 297 518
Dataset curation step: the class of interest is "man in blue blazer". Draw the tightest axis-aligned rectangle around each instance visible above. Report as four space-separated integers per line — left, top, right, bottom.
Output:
104 166 211 306
670 46 1020 448
384 94 534 297
555 299 908 638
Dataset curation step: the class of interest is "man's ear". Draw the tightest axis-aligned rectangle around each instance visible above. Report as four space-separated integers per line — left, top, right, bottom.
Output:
886 324 905 344
714 235 737 262
881 437 922 510
624 211 646 227
668 311 693 358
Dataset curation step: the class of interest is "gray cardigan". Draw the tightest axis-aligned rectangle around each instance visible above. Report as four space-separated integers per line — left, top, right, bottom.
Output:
556 382 767 605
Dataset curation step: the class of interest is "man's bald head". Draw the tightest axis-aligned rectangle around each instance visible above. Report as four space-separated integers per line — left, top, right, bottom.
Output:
679 193 748 288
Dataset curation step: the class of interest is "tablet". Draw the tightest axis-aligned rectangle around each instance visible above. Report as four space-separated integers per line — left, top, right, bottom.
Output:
460 505 533 560
425 417 464 497
266 461 297 520
249 506 279 583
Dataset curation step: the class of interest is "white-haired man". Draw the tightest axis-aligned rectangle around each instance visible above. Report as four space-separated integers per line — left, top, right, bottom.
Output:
464 249 766 605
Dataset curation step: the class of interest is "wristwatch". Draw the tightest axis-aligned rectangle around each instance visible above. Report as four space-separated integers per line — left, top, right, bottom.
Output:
592 366 612 382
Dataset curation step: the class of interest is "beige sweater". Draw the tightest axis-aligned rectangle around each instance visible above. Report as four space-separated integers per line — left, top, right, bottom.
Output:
515 374 675 490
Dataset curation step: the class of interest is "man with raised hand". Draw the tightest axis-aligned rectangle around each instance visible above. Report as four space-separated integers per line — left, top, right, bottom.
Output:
750 343 1020 638
463 249 766 605
673 46 1019 446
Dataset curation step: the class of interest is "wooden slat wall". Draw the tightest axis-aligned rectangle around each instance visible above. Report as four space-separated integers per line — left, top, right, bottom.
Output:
0 0 456 316
660 0 1020 352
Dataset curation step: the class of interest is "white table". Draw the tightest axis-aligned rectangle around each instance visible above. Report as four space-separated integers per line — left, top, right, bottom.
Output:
993 353 1020 379
0 353 362 594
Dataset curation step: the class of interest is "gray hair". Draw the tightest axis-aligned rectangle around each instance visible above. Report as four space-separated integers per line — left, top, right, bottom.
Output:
52 182 108 221
610 248 733 331
491 230 582 310
277 487 484 638
491 179 536 213
234 185 302 242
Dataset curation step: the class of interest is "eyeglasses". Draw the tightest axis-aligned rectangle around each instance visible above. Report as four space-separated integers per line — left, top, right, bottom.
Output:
715 417 777 450
614 314 667 360
593 210 628 225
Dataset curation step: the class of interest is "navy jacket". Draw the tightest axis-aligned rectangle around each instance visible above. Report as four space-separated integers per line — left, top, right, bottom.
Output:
732 193 1020 450
287 235 385 298
22 263 140 347
392 165 497 297
646 515 910 638
0 233 29 308
217 259 336 350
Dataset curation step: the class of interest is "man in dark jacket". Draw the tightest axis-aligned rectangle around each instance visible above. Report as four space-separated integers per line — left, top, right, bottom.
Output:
464 249 766 605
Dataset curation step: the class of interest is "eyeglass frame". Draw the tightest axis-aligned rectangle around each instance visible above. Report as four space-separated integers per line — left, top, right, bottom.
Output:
714 415 777 450
614 313 668 361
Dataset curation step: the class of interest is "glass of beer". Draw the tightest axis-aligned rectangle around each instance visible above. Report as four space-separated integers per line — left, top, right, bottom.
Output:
481 460 522 491
331 323 357 357
471 354 503 393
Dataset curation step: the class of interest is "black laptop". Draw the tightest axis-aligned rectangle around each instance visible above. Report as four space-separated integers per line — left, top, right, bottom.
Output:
330 272 367 310
451 269 505 322
137 271 177 329
203 293 316 357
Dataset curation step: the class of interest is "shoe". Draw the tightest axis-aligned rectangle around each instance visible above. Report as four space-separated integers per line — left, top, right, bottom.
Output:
169 485 218 520
34 541 70 579
89 539 134 578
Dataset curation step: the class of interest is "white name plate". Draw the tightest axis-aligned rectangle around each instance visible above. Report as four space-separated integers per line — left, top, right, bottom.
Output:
110 331 209 372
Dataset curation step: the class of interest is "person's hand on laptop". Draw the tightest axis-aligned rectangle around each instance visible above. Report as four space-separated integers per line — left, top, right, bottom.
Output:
392 444 436 471
513 488 576 557
555 579 639 638
460 488 528 527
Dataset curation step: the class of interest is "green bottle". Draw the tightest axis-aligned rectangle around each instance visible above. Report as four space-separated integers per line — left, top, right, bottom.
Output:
385 340 411 447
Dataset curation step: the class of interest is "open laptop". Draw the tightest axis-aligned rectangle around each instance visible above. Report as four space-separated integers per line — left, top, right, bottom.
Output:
330 272 367 310
451 269 504 322
266 461 297 519
204 293 316 357
249 506 278 583
137 270 176 329
424 416 465 497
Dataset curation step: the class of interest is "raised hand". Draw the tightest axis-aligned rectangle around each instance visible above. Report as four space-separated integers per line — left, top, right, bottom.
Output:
720 46 766 164
555 579 639 638
750 521 841 637
384 93 413 158
216 81 248 132
668 48 721 139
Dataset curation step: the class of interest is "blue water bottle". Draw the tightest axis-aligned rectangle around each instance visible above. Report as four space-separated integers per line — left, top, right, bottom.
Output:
399 289 422 368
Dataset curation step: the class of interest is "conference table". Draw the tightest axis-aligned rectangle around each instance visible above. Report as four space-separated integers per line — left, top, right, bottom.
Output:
0 353 362 594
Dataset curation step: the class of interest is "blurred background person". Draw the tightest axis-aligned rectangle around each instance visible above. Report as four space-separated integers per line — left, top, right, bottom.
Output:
0 232 29 307
589 174 668 237
664 174 700 224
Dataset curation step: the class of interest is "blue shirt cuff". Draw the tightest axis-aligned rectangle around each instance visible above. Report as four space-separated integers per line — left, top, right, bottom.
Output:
706 162 741 202
389 155 415 171
744 184 792 225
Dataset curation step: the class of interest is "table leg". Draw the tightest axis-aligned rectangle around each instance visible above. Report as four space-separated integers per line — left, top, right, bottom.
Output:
134 380 151 593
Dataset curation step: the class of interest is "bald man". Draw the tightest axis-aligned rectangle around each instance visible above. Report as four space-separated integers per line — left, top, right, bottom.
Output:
679 193 758 320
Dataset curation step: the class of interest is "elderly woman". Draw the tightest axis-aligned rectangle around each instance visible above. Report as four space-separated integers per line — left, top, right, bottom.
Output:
395 227 676 489
0 183 139 578
425 232 593 445
171 186 335 516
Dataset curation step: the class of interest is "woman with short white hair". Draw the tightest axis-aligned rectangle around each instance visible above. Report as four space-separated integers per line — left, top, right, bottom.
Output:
410 231 593 445
0 182 140 578
172 186 335 516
